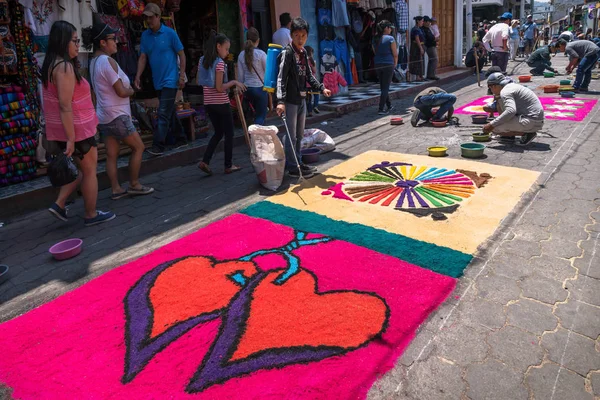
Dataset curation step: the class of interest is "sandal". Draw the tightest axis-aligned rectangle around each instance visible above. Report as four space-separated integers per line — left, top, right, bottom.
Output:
198 161 213 175
127 185 154 196
111 191 129 200
224 165 242 174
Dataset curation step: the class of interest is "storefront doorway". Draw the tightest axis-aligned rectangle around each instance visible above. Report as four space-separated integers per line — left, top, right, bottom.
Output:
433 0 455 67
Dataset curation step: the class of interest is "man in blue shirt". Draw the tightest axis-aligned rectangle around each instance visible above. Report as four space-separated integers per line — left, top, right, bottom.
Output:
134 2 187 155
521 15 537 57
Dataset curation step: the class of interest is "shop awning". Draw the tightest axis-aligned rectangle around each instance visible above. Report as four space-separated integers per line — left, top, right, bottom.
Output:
463 0 504 7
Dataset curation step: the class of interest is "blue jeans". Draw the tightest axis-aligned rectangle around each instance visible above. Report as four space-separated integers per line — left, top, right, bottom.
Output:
414 93 457 121
245 86 268 125
574 52 600 89
307 93 320 113
154 87 185 148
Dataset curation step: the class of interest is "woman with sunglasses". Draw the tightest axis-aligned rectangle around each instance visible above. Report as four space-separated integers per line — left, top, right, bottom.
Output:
42 21 115 226
83 22 154 200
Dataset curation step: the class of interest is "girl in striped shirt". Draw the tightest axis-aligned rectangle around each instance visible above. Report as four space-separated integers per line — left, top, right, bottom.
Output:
197 32 246 175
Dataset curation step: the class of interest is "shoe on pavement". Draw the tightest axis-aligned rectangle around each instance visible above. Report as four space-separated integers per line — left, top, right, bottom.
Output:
288 168 314 178
84 210 116 227
313 107 321 114
48 203 68 222
517 132 537 146
411 110 421 127
386 105 395 112
301 164 318 173
427 76 440 80
378 109 390 115
147 145 164 156
491 134 516 143
173 139 188 150
127 185 154 196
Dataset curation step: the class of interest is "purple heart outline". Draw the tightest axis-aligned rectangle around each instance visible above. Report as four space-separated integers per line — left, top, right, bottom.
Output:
186 269 390 393
122 256 241 383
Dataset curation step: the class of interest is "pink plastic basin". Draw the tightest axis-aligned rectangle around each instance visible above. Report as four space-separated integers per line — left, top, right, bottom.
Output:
49 238 83 260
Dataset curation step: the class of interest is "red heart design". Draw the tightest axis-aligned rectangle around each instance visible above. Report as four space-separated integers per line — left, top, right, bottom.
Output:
149 256 258 338
230 269 388 361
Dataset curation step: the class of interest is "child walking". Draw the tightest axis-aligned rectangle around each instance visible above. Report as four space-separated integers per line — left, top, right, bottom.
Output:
305 46 320 117
197 32 246 175
276 18 331 178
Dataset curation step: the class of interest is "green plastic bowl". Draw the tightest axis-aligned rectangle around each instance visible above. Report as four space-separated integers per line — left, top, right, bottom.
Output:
461 143 486 158
544 72 555 78
559 79 571 85
472 132 491 142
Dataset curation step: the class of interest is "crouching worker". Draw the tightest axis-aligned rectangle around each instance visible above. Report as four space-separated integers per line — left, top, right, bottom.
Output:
411 87 457 127
527 41 561 76
482 73 544 146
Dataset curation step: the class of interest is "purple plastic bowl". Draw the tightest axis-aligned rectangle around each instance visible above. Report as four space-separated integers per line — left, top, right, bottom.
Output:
49 238 83 261
301 148 321 164
0 264 9 285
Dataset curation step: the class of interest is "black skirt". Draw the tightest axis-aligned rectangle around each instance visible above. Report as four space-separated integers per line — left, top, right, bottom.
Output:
409 42 423 76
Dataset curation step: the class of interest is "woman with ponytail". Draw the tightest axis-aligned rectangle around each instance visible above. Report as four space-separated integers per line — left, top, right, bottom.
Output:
372 20 397 115
197 32 246 175
236 27 268 125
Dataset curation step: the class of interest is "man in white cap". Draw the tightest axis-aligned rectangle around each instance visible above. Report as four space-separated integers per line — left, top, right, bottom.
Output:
482 72 544 146
522 15 538 56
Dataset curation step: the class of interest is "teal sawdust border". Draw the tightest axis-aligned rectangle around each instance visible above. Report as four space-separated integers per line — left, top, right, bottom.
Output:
241 202 472 278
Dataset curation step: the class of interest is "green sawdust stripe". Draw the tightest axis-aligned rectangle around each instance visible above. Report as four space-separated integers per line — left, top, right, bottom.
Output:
241 202 472 278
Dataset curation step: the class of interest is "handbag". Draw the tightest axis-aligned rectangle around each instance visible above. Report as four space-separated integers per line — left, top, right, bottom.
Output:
47 153 78 187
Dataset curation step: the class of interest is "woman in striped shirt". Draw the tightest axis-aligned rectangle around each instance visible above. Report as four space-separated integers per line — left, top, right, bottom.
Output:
197 33 246 175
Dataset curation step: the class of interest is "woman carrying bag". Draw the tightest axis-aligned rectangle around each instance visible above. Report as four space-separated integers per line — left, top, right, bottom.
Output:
236 27 269 125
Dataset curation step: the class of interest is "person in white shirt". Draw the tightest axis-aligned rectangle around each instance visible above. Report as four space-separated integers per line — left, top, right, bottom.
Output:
83 23 154 199
482 12 511 73
559 30 574 43
237 27 269 125
272 13 292 47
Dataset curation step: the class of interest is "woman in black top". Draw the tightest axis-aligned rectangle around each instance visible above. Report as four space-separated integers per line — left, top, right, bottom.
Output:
409 16 425 81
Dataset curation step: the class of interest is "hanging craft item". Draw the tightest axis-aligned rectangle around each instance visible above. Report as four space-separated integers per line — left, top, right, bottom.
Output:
0 25 17 76
0 0 10 24
117 0 145 18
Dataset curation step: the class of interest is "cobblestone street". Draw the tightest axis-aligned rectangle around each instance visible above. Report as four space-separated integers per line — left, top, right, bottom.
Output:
1 55 600 399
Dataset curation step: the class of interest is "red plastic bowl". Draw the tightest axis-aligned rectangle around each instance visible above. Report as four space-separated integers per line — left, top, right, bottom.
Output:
431 120 447 127
518 75 532 82
49 238 83 261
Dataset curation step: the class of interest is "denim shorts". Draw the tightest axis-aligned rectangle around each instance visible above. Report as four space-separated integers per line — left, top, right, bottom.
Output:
97 115 136 142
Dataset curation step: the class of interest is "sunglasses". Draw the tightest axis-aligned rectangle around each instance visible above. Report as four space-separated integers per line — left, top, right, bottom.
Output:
71 38 81 45
104 36 118 43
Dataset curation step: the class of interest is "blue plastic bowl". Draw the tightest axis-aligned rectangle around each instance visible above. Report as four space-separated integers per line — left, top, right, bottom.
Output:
560 91 575 98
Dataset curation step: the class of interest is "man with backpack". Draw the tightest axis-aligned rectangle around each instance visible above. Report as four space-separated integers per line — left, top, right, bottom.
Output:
522 15 538 57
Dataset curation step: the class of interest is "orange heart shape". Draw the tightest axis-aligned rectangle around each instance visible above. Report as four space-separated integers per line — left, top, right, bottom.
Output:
231 269 388 361
149 257 258 338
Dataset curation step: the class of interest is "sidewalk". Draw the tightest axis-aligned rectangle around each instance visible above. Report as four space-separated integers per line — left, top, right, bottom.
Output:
0 67 470 219
1 56 599 398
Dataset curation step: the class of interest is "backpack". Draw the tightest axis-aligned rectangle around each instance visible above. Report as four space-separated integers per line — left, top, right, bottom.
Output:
197 57 228 88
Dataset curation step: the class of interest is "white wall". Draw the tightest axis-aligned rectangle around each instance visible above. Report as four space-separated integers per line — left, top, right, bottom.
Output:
455 0 464 67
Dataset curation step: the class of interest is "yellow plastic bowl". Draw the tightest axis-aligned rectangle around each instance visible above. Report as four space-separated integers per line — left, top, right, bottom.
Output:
427 146 448 157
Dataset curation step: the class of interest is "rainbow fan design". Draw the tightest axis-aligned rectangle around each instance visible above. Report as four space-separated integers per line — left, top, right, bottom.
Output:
322 161 477 212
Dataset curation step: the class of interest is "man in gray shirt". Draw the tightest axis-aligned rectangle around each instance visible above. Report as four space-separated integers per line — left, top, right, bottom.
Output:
483 73 544 146
559 40 600 92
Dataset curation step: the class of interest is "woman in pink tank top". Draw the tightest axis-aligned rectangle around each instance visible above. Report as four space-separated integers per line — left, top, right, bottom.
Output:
42 21 115 227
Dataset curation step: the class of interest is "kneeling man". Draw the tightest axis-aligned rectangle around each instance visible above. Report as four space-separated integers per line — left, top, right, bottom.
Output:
411 87 457 127
482 73 544 146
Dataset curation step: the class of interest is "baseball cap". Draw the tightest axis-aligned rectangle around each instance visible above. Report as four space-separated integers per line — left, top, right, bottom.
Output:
487 72 512 86
92 23 119 41
423 16 432 22
500 12 513 20
527 14 533 18
143 2 161 17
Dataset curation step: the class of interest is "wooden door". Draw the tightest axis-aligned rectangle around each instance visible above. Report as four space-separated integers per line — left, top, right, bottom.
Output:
432 0 455 67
